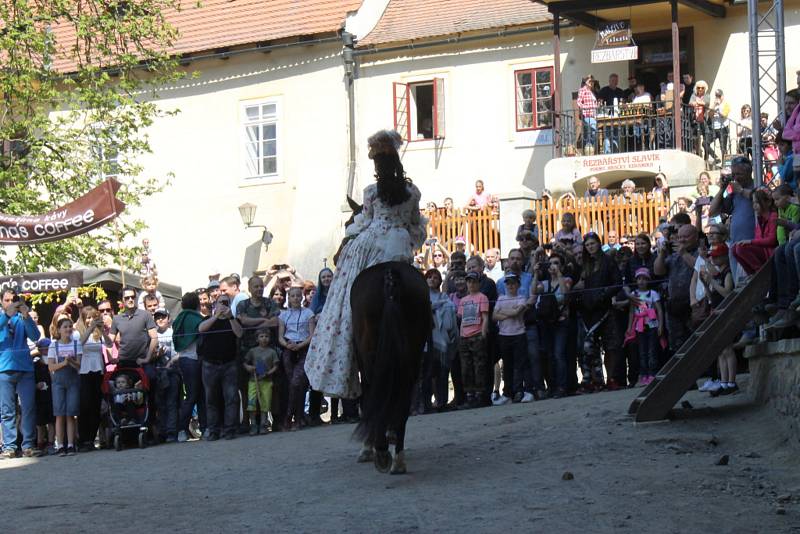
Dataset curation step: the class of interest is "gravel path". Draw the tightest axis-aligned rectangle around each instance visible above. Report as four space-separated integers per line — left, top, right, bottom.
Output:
4 379 798 533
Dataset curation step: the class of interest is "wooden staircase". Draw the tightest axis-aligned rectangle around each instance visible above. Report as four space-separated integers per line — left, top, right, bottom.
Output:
629 258 772 423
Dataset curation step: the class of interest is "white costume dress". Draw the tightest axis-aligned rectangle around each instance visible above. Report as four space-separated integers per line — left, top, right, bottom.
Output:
304 182 427 398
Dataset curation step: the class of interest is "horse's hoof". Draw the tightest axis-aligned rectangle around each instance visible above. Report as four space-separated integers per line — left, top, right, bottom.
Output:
386 429 397 445
390 451 407 475
374 450 392 473
356 447 374 463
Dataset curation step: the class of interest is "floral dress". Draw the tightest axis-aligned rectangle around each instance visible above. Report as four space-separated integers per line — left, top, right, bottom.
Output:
304 182 427 398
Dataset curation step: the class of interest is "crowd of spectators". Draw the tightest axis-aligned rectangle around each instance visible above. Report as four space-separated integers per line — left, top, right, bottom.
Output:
4 110 800 458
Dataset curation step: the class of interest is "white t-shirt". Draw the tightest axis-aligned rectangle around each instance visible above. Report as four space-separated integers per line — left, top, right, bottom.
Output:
280 307 315 343
80 336 106 373
633 289 660 329
632 93 652 104
48 339 82 366
694 257 707 301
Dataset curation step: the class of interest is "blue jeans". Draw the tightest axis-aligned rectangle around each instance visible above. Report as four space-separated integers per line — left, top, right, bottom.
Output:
583 117 597 148
637 328 660 376
771 238 800 307
541 321 569 392
0 370 36 451
202 360 239 438
524 326 545 393
603 126 618 154
179 357 206 434
156 369 181 440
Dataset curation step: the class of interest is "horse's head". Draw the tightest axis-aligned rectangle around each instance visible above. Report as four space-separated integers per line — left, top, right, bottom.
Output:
334 196 363 267
344 196 363 229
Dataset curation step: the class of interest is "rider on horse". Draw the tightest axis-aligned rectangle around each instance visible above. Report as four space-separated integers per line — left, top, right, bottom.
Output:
304 130 428 399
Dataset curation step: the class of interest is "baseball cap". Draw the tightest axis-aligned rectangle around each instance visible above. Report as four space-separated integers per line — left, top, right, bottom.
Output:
154 309 169 318
207 280 220 289
503 272 520 282
36 338 51 349
634 267 651 279
465 272 480 281
454 236 467 245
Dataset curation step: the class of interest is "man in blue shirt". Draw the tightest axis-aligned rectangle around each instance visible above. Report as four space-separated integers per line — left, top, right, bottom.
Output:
496 249 533 297
0 288 41 459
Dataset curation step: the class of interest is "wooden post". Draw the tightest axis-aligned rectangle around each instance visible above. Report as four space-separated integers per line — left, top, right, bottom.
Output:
553 13 562 154
671 0 682 149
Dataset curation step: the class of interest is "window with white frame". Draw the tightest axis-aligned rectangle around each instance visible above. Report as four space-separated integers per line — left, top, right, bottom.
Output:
515 67 554 131
91 126 120 180
393 78 445 141
242 101 278 179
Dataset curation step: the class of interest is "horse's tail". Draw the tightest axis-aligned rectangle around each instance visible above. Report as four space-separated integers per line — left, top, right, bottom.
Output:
354 267 411 444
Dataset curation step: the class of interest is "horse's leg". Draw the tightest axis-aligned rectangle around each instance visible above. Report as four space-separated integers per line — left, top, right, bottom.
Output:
357 439 374 463
373 423 392 473
390 417 408 475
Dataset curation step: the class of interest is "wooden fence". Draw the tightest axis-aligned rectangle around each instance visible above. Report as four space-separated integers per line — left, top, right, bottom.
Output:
532 194 672 244
424 207 500 254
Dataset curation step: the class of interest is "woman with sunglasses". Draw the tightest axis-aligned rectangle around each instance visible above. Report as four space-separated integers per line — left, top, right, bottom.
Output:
77 307 113 451
574 232 624 391
422 239 449 276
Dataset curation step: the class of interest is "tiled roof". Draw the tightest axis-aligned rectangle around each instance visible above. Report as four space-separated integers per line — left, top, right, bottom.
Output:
358 0 552 47
51 0 361 71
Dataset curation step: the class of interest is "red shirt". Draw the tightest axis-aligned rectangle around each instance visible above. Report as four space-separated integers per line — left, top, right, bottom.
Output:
577 86 597 118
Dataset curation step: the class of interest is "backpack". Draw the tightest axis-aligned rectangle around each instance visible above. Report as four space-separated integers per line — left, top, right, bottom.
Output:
536 283 561 322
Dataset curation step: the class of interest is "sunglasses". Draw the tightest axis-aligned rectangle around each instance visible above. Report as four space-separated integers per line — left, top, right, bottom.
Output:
433 253 444 257
123 295 136 301
98 308 113 313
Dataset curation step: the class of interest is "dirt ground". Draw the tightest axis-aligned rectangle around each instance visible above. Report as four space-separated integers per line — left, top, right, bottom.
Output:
4 377 799 533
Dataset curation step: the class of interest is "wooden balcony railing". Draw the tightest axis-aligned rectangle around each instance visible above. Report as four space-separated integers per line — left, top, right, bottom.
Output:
532 194 672 244
424 207 500 254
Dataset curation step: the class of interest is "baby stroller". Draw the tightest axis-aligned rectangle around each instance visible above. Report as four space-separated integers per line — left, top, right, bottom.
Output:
101 367 150 451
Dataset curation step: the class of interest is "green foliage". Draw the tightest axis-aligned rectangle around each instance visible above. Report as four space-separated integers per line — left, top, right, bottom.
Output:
0 0 186 273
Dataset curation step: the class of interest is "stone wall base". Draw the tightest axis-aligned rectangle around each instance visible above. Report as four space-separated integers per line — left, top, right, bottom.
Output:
745 338 800 443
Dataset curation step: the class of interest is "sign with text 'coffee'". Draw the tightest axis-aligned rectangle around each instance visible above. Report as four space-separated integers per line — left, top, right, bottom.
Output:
0 271 84 293
0 178 126 245
591 20 638 64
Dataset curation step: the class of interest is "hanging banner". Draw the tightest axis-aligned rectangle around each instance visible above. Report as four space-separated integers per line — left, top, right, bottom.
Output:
591 20 639 64
0 271 84 293
0 178 126 245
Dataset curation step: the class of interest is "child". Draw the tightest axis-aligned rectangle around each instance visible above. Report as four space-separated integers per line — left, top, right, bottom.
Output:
492 272 532 404
243 329 279 435
278 287 315 430
553 213 582 255
111 374 145 423
773 184 800 245
627 268 663 387
154 309 180 442
701 244 735 395
457 272 490 408
46 318 82 456
517 209 539 244
137 275 166 310
33 338 55 456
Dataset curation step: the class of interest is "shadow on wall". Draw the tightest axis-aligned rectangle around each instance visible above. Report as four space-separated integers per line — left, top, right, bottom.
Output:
521 146 552 193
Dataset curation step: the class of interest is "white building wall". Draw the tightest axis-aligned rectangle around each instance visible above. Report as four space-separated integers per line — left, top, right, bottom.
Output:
127 43 350 289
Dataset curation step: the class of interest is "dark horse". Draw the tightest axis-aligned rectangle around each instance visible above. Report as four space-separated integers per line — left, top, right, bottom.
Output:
334 199 432 474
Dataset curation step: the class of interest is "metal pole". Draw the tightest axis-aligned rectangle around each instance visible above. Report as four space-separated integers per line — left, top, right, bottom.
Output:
775 0 787 125
671 0 682 149
553 14 562 154
749 0 763 186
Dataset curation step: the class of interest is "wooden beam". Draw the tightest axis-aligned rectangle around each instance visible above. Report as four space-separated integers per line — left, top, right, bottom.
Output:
546 0 661 14
562 11 606 30
677 0 725 17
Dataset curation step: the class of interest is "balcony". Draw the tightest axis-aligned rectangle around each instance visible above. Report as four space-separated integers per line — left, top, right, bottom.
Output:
554 101 695 157
545 102 709 196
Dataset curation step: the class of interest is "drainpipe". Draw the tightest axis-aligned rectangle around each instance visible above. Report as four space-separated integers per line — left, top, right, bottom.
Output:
342 31 357 200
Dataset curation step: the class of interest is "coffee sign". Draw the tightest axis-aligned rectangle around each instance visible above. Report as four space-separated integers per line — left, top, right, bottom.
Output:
0 178 125 245
592 20 638 64
0 271 84 294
